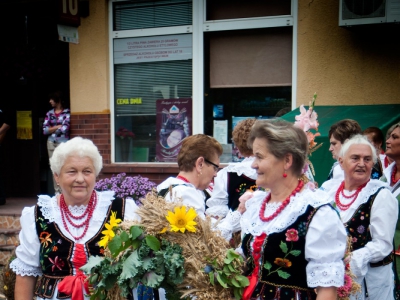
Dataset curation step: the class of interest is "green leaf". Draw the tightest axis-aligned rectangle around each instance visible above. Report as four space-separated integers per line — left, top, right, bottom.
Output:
89 273 99 284
209 272 215 285
231 277 241 288
263 261 272 271
227 263 235 273
235 275 250 287
119 250 142 280
80 255 104 274
142 271 164 288
233 287 242 300
279 241 288 254
216 273 228 288
145 235 161 251
290 250 301 256
108 235 122 257
130 226 143 240
132 239 141 249
277 270 291 279
104 274 118 290
120 230 130 242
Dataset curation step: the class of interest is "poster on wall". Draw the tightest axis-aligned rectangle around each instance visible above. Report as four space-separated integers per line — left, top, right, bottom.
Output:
156 98 192 162
16 111 33 140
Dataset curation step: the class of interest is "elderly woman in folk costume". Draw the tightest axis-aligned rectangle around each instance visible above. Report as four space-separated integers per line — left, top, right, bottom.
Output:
239 119 347 300
321 134 397 300
11 137 140 300
381 122 400 284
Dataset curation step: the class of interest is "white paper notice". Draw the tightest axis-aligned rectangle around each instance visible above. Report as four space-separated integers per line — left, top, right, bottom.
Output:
213 120 228 144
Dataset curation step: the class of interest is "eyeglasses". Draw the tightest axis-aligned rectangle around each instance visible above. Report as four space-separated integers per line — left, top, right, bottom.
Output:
204 158 220 172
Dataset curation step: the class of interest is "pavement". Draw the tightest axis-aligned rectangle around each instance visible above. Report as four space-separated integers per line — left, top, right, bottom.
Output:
0 197 37 216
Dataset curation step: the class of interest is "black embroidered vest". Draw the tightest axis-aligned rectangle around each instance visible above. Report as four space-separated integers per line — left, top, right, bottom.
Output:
242 204 329 300
34 197 125 299
227 172 256 211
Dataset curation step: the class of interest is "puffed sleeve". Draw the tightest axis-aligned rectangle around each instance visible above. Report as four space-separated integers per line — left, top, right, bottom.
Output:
163 184 207 219
305 205 347 287
350 188 397 278
206 168 229 218
9 206 43 277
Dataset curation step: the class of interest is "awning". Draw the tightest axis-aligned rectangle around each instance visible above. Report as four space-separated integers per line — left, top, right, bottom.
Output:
280 104 400 185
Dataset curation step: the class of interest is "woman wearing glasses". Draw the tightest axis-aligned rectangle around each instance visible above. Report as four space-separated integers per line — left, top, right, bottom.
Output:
157 134 223 221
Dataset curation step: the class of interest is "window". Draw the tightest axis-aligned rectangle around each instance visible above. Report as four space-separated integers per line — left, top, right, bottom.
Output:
111 0 295 163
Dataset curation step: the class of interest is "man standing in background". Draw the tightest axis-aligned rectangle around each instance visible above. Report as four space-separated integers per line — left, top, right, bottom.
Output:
0 108 11 205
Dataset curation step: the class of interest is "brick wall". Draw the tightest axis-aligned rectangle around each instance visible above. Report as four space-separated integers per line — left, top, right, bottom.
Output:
70 113 111 164
70 113 178 184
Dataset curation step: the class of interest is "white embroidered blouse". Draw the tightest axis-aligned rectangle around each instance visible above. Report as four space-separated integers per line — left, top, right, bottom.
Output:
240 186 347 288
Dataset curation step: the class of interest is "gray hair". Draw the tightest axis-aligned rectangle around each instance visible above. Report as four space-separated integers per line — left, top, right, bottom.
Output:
247 119 308 176
338 134 377 163
50 137 103 176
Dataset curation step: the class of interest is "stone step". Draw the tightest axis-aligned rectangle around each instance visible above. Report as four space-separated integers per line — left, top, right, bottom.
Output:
0 217 20 267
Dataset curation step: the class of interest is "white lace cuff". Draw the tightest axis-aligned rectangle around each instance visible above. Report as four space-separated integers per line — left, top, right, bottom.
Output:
306 261 344 288
206 205 229 218
9 257 42 277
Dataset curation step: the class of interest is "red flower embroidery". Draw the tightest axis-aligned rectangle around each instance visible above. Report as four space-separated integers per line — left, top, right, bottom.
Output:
49 256 65 272
285 229 299 242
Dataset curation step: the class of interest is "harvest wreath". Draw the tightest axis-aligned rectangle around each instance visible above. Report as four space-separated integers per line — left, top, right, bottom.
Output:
81 190 249 300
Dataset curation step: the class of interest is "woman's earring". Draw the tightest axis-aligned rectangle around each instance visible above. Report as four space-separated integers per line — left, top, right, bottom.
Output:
283 170 287 178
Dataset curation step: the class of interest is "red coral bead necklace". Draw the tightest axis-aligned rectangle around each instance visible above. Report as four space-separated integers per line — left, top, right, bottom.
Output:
60 191 97 241
259 180 304 222
335 180 369 211
392 165 399 185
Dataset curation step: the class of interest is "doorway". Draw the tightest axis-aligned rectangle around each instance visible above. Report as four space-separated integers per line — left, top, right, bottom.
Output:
0 0 70 197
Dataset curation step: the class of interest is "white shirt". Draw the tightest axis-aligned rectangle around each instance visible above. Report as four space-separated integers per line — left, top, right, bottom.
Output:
240 186 347 288
206 156 257 218
321 179 397 300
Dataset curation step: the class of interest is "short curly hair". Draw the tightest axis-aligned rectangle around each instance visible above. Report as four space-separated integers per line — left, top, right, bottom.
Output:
232 118 256 157
50 137 103 176
328 119 361 143
177 134 223 172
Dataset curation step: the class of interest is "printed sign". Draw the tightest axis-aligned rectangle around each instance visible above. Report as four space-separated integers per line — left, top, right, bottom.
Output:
114 34 192 64
156 98 192 162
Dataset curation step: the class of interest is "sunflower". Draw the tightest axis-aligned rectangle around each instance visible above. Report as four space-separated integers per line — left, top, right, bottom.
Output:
166 206 197 233
98 211 122 248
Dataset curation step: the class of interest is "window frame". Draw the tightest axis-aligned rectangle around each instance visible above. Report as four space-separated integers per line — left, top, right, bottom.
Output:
108 0 298 163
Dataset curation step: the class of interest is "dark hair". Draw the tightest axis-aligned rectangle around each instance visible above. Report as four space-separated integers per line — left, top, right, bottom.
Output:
49 91 64 105
177 134 223 172
232 118 256 157
363 127 384 147
328 119 361 143
247 119 308 176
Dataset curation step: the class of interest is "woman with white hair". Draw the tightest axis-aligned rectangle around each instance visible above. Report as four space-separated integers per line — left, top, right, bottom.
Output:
11 137 139 300
321 134 398 300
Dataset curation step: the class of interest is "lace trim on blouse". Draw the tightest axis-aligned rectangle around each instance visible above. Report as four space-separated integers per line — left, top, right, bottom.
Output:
223 157 257 178
38 190 115 223
10 258 43 277
241 187 331 237
306 261 345 287
321 179 389 206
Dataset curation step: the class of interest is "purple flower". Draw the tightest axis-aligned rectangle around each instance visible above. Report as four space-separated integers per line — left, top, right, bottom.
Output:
357 225 365 234
95 173 157 205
